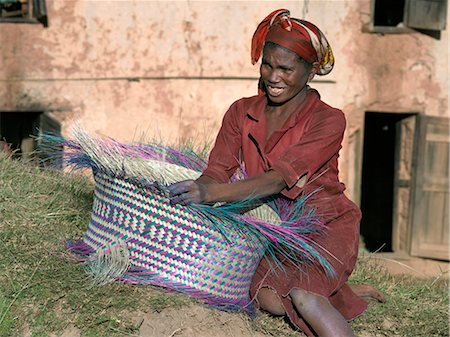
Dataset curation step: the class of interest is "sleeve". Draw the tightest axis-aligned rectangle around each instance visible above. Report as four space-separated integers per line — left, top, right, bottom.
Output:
270 108 346 199
201 100 244 183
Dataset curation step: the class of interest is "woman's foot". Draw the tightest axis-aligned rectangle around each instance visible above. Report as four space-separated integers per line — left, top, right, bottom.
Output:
350 284 385 302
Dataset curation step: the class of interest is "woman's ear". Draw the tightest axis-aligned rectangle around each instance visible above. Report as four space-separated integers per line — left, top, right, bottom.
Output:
308 62 320 81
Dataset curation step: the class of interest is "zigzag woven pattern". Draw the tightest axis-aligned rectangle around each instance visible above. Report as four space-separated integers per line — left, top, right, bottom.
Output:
84 172 265 309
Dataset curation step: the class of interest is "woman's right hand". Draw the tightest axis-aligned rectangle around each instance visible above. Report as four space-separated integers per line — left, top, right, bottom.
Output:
167 180 209 205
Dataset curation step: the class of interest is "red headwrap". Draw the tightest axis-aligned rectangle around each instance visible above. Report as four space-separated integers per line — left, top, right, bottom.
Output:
251 9 334 76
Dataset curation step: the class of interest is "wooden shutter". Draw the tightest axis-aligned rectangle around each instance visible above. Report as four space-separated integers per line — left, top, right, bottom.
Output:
405 0 447 30
32 0 47 27
410 115 449 260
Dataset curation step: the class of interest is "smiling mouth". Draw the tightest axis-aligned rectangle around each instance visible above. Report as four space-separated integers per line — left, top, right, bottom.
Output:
266 85 285 96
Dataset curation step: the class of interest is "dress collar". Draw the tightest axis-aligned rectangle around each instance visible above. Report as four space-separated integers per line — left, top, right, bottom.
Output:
246 88 320 127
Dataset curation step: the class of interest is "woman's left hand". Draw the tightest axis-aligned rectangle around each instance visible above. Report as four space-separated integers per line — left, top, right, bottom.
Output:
167 180 208 205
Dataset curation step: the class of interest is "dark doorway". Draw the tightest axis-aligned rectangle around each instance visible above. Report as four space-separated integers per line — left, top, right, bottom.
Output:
0 111 41 159
0 111 62 165
360 111 415 252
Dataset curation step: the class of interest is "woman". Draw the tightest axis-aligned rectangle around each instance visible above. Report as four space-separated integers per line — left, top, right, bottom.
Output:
168 9 382 337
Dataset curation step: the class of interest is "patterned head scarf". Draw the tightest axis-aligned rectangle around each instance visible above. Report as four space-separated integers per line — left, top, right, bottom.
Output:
251 9 334 76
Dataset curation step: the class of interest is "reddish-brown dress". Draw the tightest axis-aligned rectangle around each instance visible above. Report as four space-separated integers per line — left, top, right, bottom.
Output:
202 88 367 336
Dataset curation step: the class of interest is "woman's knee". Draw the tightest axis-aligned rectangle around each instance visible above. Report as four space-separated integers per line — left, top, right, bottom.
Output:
290 288 355 337
256 287 286 316
290 288 329 312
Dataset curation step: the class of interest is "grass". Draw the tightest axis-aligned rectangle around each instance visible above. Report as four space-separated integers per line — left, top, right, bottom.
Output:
351 258 448 337
0 153 448 337
0 154 193 337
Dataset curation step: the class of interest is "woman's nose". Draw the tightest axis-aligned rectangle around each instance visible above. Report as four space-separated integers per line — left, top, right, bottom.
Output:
267 69 281 83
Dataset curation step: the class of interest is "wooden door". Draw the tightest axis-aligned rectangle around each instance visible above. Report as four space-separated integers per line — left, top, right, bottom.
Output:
410 115 449 260
392 115 416 253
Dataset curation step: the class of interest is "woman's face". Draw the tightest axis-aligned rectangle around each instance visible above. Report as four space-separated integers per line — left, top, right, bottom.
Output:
260 44 315 105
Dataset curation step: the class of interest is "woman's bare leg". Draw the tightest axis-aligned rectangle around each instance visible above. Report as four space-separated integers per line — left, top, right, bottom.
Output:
257 287 354 337
290 288 355 337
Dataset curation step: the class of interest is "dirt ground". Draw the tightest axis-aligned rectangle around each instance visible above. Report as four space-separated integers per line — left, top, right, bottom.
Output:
49 253 448 337
366 252 449 278
129 307 267 337
53 306 269 337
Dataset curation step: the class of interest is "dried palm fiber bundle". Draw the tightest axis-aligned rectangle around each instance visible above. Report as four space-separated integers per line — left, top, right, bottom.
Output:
42 129 334 314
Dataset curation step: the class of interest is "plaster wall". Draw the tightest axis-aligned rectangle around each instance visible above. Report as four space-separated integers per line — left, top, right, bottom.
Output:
0 0 448 203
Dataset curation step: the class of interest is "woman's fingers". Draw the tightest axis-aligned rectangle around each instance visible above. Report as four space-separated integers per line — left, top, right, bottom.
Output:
169 191 197 206
168 194 185 205
167 180 200 205
167 180 193 197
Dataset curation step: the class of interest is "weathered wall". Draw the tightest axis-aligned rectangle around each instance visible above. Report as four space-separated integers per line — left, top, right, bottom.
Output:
0 0 448 204
337 1 449 201
0 1 348 142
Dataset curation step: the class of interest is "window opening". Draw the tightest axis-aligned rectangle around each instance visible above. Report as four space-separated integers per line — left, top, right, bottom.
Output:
0 0 47 27
374 0 406 27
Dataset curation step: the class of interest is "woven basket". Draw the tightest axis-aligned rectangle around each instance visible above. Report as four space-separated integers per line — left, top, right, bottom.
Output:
50 131 331 313
83 172 266 311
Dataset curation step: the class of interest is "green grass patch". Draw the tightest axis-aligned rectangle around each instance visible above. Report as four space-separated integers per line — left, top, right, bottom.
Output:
350 257 448 337
0 291 16 336
0 153 448 337
0 155 193 337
